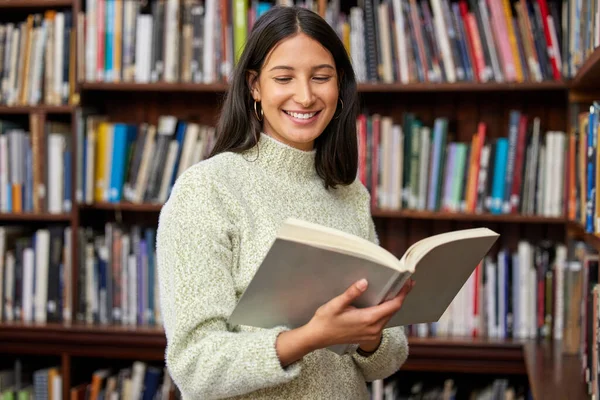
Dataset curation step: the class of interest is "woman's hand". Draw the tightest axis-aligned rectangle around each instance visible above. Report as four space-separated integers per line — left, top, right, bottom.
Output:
304 278 414 352
275 278 414 368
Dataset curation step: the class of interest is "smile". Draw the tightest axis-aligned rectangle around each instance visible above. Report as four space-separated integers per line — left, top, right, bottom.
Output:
283 110 321 120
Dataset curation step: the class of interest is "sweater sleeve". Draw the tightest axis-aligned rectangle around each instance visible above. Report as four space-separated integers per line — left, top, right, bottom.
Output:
350 187 410 381
156 167 302 399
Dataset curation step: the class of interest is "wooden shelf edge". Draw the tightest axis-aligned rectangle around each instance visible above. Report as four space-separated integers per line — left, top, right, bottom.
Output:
0 212 72 222
79 202 164 212
0 105 74 114
571 47 600 90
567 220 600 250
524 342 588 400
0 0 73 8
372 209 567 224
79 81 568 94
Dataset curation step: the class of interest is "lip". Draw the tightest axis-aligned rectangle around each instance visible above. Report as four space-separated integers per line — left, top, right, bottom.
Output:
282 110 321 125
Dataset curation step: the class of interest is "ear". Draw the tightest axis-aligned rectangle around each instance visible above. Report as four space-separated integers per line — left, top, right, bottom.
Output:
246 70 261 101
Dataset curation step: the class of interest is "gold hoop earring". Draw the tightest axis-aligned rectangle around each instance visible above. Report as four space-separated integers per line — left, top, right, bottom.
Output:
334 98 344 119
254 100 263 121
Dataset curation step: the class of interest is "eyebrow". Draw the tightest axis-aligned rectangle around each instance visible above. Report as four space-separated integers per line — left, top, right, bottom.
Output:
268 64 335 72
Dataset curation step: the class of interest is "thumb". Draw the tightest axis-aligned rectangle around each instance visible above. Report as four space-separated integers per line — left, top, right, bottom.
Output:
331 279 368 311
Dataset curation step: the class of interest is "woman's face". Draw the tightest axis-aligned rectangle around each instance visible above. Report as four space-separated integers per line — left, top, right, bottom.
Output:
250 32 339 151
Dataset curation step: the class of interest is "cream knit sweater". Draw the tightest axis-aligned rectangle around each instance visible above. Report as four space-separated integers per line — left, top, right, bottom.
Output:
156 132 409 400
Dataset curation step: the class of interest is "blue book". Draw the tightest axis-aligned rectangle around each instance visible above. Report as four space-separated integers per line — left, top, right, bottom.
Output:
105 0 114 81
168 121 188 196
491 138 509 214
257 2 271 18
427 118 447 211
108 124 136 203
145 228 156 326
586 105 598 232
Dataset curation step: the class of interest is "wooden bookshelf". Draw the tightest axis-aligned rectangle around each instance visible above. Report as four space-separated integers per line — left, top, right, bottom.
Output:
0 105 74 115
0 0 72 9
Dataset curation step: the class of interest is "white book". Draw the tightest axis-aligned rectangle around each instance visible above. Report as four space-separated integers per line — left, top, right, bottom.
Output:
128 254 137 325
132 125 157 203
52 374 62 400
4 251 14 321
164 0 180 82
135 15 153 83
22 248 35 323
8 28 19 106
203 0 216 83
554 244 566 340
378 3 394 83
0 136 8 213
34 229 50 324
86 0 97 82
47 134 65 214
229 219 498 354
431 0 456 82
392 0 409 83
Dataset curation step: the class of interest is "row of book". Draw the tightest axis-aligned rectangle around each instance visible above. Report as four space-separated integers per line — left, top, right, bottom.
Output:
0 11 75 107
369 377 527 400
358 111 567 217
0 222 161 327
404 239 572 341
566 0 600 78
76 114 216 205
0 360 180 400
75 224 161 327
571 102 600 235
0 118 72 215
79 0 565 85
346 0 563 84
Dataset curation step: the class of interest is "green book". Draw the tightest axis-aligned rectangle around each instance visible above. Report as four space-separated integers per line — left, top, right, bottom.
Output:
234 0 248 63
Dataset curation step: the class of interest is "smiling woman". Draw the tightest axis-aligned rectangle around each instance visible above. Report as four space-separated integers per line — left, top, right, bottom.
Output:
156 5 411 400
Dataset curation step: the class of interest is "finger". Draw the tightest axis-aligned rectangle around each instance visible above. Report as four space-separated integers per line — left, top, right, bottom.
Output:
329 279 368 311
369 280 414 321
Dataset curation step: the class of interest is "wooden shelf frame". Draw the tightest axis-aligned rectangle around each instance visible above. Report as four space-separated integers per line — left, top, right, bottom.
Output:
0 0 73 9
0 212 72 222
0 105 75 115
570 47 600 90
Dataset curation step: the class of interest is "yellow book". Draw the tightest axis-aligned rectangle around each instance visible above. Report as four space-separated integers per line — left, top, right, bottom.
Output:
342 22 351 56
501 0 524 82
94 122 109 202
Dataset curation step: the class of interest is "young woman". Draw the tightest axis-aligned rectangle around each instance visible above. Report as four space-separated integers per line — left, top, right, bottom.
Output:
156 6 414 399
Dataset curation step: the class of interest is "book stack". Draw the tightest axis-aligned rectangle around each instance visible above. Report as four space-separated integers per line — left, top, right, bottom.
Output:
76 114 216 205
358 111 567 217
0 10 76 106
78 0 565 84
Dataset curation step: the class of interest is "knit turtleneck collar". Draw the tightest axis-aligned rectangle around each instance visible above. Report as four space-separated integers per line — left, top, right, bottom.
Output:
244 132 318 180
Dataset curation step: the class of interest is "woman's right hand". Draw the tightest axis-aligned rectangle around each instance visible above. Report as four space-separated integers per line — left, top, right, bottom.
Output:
303 278 413 350
275 278 412 368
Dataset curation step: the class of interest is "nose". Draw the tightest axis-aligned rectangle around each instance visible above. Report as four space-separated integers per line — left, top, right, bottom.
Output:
294 80 315 108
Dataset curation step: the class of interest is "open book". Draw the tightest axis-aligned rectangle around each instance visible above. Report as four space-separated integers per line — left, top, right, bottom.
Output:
228 218 499 354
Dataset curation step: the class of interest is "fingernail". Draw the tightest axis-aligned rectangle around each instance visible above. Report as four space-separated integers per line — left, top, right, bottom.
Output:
357 279 368 291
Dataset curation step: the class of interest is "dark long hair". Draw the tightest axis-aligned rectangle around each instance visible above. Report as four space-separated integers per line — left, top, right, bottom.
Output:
209 6 359 189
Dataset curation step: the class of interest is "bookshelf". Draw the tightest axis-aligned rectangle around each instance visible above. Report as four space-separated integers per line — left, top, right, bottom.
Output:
0 0 597 398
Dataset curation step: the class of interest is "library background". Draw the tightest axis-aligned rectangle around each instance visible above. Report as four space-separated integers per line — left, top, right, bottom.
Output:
0 0 598 398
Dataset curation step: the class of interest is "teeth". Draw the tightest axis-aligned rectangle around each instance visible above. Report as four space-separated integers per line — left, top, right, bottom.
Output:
285 111 317 119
